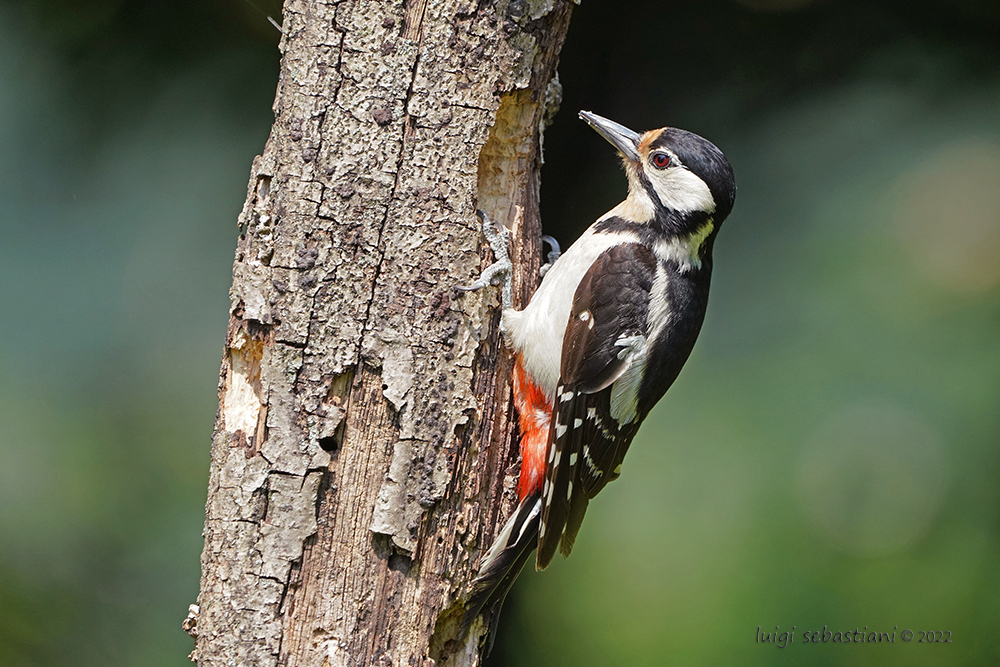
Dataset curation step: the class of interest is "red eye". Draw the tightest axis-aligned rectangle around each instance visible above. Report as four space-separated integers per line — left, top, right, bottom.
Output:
651 152 671 169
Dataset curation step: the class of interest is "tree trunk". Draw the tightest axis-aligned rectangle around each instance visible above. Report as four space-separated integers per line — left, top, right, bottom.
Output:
190 1 573 665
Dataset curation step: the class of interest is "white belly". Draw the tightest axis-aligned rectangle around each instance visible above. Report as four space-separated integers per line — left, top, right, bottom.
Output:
502 226 638 398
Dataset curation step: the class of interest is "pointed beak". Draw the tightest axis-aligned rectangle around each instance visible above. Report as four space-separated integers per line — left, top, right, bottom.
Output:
579 111 642 163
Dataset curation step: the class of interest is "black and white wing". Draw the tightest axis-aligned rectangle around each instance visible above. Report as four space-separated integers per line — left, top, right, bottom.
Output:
536 242 656 569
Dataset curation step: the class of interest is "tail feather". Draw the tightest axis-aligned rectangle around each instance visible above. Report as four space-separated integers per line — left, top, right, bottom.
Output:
559 489 589 558
460 493 542 645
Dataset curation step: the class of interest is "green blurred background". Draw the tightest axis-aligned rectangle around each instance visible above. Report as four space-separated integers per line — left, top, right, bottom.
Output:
1 0 997 665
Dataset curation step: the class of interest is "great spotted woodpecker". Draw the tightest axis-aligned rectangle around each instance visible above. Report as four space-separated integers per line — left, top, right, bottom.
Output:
458 111 736 641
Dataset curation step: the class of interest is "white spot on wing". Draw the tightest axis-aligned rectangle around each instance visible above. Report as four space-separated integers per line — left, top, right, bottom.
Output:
556 423 567 438
569 452 578 466
566 480 573 500
573 418 583 428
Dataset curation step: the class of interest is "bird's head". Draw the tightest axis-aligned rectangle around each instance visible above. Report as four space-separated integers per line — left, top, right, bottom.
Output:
579 111 736 234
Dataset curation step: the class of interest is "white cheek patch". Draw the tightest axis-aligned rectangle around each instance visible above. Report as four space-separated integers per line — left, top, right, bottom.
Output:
648 167 715 213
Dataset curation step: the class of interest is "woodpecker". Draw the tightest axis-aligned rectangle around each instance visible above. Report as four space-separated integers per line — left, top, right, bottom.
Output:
458 111 736 642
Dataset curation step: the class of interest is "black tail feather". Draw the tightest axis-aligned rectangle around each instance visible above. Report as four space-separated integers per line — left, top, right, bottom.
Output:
559 489 589 558
460 493 542 647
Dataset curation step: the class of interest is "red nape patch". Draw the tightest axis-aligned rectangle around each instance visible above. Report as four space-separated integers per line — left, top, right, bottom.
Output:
512 356 552 500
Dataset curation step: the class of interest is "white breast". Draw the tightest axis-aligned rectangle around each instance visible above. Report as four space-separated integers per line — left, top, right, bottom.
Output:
502 226 639 398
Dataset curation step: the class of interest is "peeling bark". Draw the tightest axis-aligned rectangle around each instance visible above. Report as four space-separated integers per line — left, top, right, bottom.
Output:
192 1 574 665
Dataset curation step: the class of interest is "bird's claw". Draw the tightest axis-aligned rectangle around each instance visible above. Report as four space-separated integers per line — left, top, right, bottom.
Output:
539 235 561 277
458 210 513 310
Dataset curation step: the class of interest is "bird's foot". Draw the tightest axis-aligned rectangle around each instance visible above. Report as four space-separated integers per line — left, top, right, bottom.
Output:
539 235 561 277
457 210 513 310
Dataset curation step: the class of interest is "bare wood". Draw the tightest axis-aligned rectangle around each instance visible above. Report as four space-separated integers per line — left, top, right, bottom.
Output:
191 1 573 665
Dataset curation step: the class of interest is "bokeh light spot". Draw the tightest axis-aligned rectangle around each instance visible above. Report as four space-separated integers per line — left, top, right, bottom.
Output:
795 403 950 555
890 139 1000 293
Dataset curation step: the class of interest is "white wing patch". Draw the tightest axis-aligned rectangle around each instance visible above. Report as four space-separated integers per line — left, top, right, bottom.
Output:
646 262 672 345
608 334 647 425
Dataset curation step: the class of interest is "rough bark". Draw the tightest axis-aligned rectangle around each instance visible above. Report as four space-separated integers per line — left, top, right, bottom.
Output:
191 1 573 665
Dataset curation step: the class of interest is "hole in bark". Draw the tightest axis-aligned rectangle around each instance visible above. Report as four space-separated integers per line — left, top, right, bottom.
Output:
371 533 392 560
319 435 340 454
387 553 412 575
318 411 347 458
429 601 469 664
